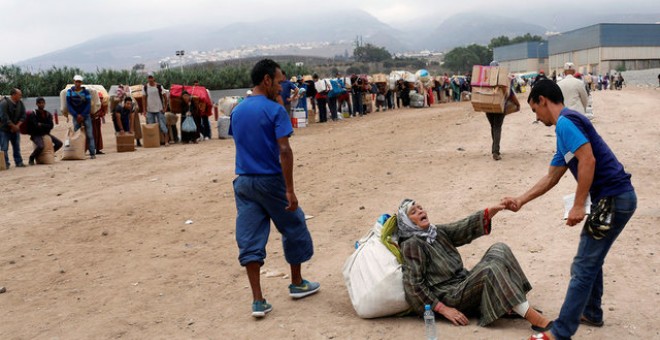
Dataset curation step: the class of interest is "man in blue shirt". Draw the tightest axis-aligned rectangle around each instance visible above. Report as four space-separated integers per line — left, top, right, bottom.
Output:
277 70 299 116
66 75 96 159
502 80 636 340
230 59 320 318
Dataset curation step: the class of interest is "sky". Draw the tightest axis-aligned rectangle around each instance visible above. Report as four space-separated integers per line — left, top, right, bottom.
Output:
0 0 656 64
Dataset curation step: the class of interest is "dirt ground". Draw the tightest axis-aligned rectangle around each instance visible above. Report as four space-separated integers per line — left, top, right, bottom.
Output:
1 87 658 340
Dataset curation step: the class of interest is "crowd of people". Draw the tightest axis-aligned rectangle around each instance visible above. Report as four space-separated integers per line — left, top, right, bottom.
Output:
1 58 639 340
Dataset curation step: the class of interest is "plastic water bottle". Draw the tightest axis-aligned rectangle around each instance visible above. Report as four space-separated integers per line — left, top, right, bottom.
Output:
424 304 437 340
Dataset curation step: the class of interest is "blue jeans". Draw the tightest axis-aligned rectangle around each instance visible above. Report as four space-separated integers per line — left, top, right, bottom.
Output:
327 96 338 120
200 115 211 139
73 115 95 156
233 175 313 266
352 92 363 115
551 190 637 340
0 129 23 167
147 112 168 134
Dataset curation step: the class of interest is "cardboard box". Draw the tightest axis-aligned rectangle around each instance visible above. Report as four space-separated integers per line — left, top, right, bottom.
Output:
372 73 388 83
116 133 136 152
471 65 510 87
471 86 507 113
291 118 307 128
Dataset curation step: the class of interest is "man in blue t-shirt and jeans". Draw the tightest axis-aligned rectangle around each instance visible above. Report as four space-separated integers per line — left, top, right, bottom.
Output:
229 59 320 318
502 79 636 340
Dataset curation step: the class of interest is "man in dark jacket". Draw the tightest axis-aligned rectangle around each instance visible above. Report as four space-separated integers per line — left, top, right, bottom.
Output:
0 88 27 168
28 97 63 165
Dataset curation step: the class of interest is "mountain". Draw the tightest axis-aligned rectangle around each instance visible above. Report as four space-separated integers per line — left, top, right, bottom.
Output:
18 10 660 71
417 12 548 51
20 9 410 71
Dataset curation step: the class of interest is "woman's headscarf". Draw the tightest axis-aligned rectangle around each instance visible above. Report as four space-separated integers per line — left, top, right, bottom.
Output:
397 198 437 244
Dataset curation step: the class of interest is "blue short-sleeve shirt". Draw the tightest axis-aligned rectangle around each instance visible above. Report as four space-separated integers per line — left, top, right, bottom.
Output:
550 108 633 202
551 115 589 167
229 95 293 175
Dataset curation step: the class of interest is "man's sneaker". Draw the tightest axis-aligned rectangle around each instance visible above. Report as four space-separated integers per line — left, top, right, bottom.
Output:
289 279 320 299
251 299 272 318
28 156 35 166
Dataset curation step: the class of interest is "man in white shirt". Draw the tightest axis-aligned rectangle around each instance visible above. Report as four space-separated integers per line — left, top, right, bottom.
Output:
142 73 169 146
557 62 589 115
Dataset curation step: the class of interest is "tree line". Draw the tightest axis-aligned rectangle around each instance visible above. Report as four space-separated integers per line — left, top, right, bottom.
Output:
0 62 313 97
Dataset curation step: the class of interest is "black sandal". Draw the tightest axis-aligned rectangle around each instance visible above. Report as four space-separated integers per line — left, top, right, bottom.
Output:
580 316 604 327
532 320 553 332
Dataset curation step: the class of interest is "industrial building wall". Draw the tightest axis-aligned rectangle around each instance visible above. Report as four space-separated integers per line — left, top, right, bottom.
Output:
550 46 660 75
500 59 546 74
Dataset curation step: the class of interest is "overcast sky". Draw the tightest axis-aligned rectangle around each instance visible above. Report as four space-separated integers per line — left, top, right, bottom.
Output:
0 0 656 64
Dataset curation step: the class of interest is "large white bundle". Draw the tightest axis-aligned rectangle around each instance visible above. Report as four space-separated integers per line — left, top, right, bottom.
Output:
217 96 242 116
59 85 107 117
217 116 232 139
403 72 417 83
410 92 425 108
343 222 409 318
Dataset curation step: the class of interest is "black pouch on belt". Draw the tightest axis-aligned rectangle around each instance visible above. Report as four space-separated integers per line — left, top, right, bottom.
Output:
584 196 614 240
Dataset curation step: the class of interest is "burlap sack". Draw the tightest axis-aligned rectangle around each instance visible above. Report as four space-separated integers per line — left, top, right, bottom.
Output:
61 127 87 160
142 123 160 148
36 135 55 164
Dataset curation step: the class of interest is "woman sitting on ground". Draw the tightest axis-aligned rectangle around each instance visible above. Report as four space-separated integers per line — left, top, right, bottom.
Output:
397 198 551 331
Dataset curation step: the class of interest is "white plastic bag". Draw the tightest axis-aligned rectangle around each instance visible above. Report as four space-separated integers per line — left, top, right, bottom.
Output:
342 222 410 318
182 114 197 133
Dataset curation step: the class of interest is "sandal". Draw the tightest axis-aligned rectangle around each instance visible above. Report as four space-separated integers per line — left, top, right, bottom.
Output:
580 315 604 327
532 320 554 333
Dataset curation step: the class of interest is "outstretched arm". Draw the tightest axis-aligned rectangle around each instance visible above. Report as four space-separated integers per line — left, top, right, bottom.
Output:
502 165 567 212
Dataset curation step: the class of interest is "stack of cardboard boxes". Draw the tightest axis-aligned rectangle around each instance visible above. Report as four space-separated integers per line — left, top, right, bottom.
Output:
470 65 511 114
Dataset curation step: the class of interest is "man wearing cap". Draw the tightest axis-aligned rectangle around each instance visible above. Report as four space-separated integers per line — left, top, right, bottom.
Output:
66 75 96 159
142 73 169 146
0 88 27 168
557 62 589 115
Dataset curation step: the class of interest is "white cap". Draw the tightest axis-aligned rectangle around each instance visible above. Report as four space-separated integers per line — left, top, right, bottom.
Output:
564 62 575 70
73 75 83 81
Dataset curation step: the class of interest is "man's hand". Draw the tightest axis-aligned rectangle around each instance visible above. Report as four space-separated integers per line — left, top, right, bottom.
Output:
567 205 586 226
501 197 523 212
76 115 84 124
9 124 19 133
285 191 298 212
435 304 468 326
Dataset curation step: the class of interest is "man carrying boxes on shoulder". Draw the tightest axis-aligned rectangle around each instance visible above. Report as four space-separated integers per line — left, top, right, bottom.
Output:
470 61 520 161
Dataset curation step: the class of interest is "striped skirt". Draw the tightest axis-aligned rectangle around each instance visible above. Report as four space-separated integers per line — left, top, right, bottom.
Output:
442 242 532 326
